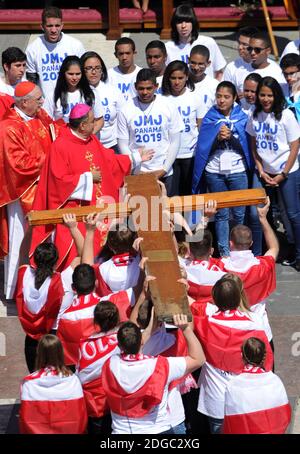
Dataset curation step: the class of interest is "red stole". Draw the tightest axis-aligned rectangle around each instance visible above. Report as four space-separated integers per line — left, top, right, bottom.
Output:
30 126 131 269
102 355 169 417
15 265 64 340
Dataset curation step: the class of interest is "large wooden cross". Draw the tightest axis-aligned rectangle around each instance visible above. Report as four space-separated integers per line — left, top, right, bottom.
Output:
28 176 266 322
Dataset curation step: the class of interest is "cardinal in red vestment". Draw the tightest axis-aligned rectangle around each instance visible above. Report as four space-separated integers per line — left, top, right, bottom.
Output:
0 81 58 298
0 91 14 120
30 104 150 270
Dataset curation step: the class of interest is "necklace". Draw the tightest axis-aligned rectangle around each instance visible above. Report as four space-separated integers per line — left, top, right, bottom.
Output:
137 96 156 125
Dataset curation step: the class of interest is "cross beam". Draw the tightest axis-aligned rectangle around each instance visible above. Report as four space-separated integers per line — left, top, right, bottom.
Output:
27 187 267 226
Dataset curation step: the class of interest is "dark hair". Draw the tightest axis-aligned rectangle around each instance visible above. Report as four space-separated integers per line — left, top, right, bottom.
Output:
216 81 238 100
136 68 157 85
137 299 153 330
2 47 26 68
145 40 167 56
230 225 253 250
117 321 142 354
80 51 108 83
171 5 199 45
212 275 241 311
54 55 94 111
190 44 210 61
250 32 271 49
33 243 58 290
189 229 213 260
242 337 266 367
42 6 62 24
244 72 262 85
162 60 195 95
115 37 136 53
106 223 137 255
237 26 259 39
280 53 300 71
72 264 96 295
94 301 119 332
35 334 72 376
68 110 90 129
254 76 286 120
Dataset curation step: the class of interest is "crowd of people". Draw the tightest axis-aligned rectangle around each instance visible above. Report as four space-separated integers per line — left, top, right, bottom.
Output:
0 3 299 434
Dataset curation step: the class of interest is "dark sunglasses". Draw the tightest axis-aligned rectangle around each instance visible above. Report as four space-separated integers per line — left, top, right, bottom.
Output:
247 46 268 54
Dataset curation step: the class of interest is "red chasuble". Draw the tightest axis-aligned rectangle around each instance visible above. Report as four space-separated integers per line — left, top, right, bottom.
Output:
30 126 132 269
0 107 55 257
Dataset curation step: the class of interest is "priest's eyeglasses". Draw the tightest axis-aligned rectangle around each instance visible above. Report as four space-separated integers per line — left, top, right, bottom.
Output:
84 66 102 73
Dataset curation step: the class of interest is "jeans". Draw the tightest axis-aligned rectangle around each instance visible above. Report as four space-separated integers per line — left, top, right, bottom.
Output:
205 171 248 257
172 421 186 434
249 169 300 259
207 416 223 434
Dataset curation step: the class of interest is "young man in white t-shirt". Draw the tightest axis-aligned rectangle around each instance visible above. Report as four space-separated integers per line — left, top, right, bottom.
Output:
117 68 184 195
233 32 287 94
0 47 27 96
108 37 141 102
188 45 219 116
25 7 85 97
101 314 205 434
145 40 167 95
280 53 300 123
223 26 258 95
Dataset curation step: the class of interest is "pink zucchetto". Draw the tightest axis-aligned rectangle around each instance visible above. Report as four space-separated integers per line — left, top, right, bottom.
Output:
14 81 36 97
69 103 91 120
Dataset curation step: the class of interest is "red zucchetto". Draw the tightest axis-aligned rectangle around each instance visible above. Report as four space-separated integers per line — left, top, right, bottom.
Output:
14 81 36 97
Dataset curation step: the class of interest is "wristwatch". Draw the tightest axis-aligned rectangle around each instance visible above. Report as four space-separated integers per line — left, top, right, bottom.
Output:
281 171 288 179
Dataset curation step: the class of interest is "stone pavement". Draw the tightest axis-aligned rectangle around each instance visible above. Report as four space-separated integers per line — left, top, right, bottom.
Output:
0 27 300 434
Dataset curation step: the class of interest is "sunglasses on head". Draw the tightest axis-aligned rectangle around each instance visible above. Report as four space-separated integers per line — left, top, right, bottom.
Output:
247 46 268 54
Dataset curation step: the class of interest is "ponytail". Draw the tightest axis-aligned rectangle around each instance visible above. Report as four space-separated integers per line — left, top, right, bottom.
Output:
33 243 58 290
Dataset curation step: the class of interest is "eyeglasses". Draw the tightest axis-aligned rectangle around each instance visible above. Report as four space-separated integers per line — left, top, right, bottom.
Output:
84 66 102 73
247 46 268 54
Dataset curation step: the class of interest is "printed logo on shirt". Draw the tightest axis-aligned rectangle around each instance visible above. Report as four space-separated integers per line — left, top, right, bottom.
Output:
254 122 279 152
42 52 67 82
134 115 163 144
178 105 191 132
101 98 111 122
63 102 79 116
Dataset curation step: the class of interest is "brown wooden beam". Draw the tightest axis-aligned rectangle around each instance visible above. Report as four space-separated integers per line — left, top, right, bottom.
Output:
27 187 267 226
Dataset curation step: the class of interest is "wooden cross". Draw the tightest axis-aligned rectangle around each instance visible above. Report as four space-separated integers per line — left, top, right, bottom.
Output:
27 177 267 322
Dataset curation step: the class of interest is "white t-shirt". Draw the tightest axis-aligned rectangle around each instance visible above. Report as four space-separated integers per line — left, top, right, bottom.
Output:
165 35 226 79
194 75 219 115
25 32 85 96
43 88 103 123
156 75 163 95
246 108 300 173
168 88 204 159
110 355 186 434
281 39 300 59
107 65 141 102
240 98 255 117
117 94 184 174
92 81 125 147
0 74 19 96
223 57 250 87
233 60 288 95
